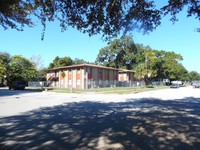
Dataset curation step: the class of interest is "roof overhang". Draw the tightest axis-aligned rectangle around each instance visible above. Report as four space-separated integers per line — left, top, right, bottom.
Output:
47 63 121 72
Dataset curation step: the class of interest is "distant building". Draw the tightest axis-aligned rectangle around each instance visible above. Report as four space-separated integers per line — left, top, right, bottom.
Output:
46 63 136 89
118 70 136 82
47 64 118 89
118 69 136 87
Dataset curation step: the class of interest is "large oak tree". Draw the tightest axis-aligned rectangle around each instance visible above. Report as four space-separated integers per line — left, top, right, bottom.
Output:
96 35 139 69
96 36 189 84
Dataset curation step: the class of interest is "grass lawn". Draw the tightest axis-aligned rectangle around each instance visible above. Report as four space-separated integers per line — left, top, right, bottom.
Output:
48 86 170 94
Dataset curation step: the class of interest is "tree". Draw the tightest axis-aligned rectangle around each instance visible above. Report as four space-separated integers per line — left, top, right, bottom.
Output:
30 55 47 81
130 45 188 84
96 36 138 69
58 57 73 67
134 45 157 86
8 55 37 83
134 63 147 85
147 50 188 82
0 52 10 86
162 51 183 80
73 58 89 65
48 56 73 69
30 55 44 70
188 71 200 81
49 56 60 69
176 65 188 81
36 68 47 81
148 50 166 81
1 1 199 40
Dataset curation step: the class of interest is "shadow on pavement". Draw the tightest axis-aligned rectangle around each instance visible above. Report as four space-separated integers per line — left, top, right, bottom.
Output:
0 97 200 150
0 87 43 97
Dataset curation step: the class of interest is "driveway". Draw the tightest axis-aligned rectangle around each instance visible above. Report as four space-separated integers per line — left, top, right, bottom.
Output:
0 87 200 150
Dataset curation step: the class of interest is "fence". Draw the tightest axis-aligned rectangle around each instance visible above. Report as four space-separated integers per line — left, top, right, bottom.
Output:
29 81 141 88
28 82 47 88
87 80 142 88
28 80 166 89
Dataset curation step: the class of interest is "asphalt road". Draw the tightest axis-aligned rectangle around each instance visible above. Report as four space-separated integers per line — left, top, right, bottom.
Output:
0 87 200 150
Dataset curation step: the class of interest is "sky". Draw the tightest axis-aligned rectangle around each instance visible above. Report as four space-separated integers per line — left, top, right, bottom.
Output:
0 5 200 73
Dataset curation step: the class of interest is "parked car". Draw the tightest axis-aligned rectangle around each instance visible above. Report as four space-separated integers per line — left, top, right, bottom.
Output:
8 81 26 90
192 82 200 88
170 83 180 88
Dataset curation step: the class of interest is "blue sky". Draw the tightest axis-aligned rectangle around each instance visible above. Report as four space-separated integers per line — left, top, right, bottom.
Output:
0 7 199 73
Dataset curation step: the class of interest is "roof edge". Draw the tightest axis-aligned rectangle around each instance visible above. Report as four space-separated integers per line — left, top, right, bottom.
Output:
47 63 135 72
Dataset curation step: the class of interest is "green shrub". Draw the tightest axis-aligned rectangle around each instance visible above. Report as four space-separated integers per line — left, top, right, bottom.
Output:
146 85 154 88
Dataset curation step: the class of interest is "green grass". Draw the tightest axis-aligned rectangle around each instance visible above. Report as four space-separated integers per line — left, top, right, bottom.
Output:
48 86 170 94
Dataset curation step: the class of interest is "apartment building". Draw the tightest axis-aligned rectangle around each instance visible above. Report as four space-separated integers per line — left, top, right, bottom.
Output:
47 63 122 89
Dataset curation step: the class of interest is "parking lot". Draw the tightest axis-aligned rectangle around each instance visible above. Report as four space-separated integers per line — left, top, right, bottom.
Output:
0 87 200 150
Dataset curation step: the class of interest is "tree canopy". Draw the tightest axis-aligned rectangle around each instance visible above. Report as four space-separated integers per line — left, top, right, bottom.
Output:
48 56 73 69
0 52 48 85
8 55 38 83
0 52 10 85
1 46 199 87
96 36 139 69
48 56 90 69
0 0 199 40
188 71 200 81
96 36 189 82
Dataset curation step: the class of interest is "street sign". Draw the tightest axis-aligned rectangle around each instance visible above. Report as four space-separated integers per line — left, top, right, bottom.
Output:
61 72 66 78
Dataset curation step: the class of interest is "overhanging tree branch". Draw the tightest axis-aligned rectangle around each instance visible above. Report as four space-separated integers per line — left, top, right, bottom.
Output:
0 0 199 40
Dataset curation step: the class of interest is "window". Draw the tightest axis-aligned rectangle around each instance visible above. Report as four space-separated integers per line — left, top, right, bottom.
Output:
106 70 109 80
87 67 92 79
99 69 102 74
99 80 102 85
69 80 72 85
87 67 92 73
77 79 80 85
99 69 103 80
61 79 64 85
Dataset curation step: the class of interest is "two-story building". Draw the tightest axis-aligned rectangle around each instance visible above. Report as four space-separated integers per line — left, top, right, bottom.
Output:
118 69 137 86
47 63 122 89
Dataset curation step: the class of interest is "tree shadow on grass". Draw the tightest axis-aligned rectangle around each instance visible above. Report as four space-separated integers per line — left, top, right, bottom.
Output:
0 97 200 150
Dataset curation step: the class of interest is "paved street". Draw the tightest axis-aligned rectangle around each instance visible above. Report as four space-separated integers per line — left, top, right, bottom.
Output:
0 87 200 150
